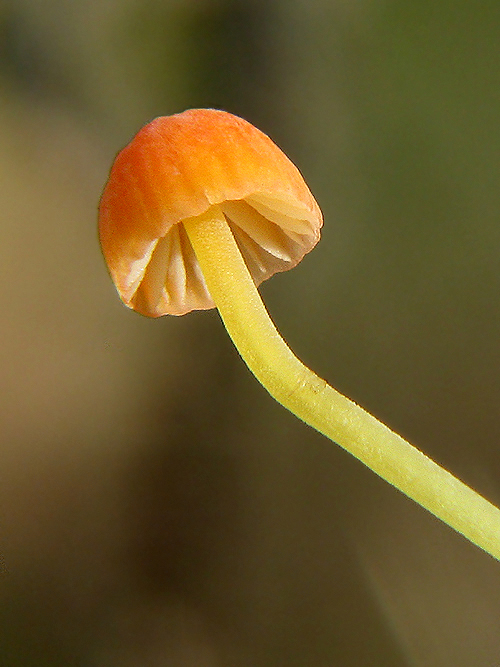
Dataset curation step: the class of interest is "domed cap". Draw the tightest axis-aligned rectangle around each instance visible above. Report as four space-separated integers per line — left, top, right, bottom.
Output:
99 109 323 316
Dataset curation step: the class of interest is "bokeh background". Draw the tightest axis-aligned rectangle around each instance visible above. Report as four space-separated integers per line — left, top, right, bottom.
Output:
1 1 500 665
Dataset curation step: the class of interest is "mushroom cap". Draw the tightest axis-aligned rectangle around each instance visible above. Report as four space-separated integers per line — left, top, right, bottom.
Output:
99 109 323 316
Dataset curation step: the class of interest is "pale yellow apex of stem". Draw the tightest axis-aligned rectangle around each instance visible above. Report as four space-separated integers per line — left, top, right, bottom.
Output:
184 206 500 562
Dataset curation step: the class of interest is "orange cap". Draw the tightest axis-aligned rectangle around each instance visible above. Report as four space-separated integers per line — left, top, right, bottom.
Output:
99 109 323 316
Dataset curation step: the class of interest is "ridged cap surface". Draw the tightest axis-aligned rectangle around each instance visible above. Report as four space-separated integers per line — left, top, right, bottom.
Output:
99 109 323 316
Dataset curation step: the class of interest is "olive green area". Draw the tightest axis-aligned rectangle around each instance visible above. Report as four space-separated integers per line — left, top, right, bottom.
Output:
0 1 499 665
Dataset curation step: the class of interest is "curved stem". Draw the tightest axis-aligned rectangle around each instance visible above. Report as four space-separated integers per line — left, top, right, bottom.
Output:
184 206 500 561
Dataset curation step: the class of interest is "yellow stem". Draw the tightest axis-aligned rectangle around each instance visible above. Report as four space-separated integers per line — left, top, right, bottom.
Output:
184 205 500 561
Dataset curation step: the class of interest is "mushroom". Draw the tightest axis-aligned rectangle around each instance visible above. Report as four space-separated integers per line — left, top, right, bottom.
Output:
99 108 500 561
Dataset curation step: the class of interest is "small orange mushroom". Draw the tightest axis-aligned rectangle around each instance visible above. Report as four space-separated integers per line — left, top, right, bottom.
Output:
99 108 500 562
99 108 322 316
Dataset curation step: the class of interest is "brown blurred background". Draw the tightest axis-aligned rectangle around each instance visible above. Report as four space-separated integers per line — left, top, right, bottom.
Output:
1 0 500 665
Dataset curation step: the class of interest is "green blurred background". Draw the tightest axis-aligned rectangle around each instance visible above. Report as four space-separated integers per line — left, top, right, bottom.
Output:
1 1 500 665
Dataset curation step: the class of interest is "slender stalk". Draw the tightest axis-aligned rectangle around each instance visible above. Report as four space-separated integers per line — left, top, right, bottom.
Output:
184 205 500 561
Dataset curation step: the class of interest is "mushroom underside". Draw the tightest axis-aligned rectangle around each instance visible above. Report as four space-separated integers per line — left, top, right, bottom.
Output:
131 198 317 316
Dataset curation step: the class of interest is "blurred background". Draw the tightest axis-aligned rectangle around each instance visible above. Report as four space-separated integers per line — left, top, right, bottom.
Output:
1 0 500 664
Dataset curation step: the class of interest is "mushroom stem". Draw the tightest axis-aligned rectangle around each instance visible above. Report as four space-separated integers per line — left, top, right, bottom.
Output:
184 205 500 562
